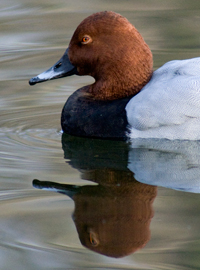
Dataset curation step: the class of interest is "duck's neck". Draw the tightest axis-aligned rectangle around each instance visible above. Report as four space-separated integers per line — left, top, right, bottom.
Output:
87 70 153 101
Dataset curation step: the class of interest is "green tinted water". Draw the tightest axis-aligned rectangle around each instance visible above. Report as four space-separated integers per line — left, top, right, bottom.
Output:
1 0 200 269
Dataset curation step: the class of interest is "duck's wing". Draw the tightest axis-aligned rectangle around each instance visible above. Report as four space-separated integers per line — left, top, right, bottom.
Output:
126 58 200 139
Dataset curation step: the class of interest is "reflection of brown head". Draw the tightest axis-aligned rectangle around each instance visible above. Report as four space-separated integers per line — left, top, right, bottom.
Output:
73 169 157 258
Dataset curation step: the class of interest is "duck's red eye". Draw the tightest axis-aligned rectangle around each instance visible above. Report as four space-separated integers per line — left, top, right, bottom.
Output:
89 232 99 246
82 37 89 42
81 35 91 44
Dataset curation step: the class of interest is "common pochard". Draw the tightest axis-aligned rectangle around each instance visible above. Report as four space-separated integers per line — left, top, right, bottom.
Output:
29 11 200 140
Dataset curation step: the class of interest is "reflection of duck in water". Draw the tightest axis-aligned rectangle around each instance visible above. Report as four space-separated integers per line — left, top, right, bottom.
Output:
129 139 200 193
34 173 156 258
33 134 157 258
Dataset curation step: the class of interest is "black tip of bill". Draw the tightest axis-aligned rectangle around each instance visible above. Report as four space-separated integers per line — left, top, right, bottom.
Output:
29 77 40 85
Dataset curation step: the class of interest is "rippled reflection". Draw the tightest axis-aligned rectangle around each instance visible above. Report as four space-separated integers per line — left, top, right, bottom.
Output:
33 134 200 262
33 135 157 258
129 139 200 193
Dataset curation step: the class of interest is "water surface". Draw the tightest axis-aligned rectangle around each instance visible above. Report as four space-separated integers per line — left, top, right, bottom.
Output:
1 0 200 269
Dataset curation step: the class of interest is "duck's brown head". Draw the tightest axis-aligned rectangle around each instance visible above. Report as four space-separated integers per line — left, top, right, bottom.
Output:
29 11 153 100
68 11 153 100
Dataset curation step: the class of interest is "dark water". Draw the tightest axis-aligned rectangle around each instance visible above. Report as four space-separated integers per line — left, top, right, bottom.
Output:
1 0 200 269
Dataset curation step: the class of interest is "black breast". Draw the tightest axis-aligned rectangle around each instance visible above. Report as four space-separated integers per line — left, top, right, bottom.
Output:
61 90 132 140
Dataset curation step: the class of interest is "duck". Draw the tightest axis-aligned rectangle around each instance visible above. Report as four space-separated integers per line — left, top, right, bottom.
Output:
29 11 200 140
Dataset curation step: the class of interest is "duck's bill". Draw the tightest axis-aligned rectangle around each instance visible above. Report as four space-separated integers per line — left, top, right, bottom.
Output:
32 179 79 198
29 48 77 85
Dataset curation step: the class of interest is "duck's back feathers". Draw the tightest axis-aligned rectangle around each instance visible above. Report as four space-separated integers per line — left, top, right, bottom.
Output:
126 58 200 140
